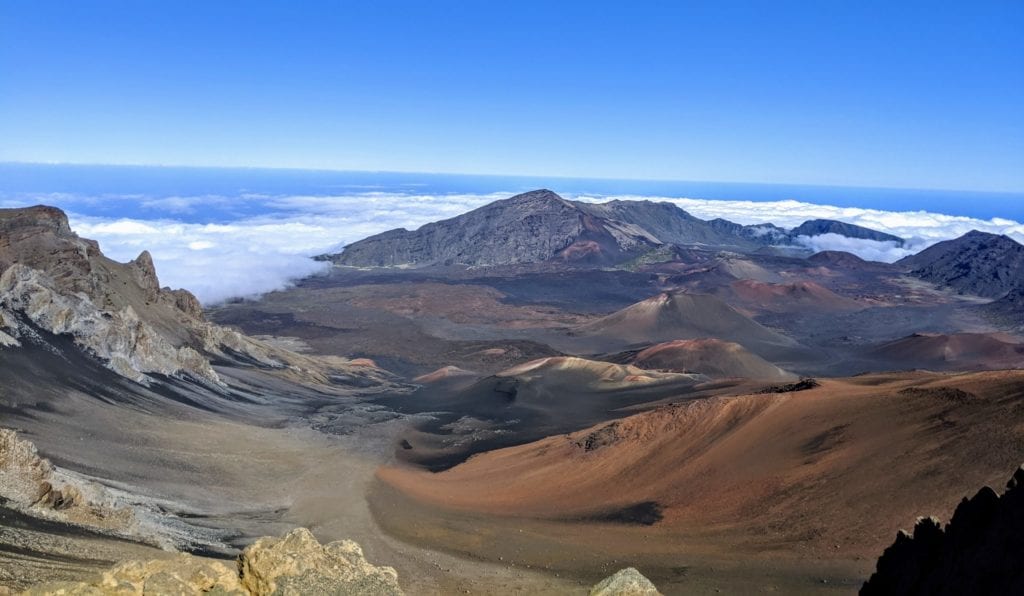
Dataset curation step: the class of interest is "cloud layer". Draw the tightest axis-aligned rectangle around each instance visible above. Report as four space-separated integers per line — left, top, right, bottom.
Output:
6 191 1020 304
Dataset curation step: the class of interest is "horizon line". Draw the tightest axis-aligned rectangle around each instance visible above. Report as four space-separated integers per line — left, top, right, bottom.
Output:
3 160 1023 197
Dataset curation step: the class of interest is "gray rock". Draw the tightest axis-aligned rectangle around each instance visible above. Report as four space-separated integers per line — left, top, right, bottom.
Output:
590 567 662 596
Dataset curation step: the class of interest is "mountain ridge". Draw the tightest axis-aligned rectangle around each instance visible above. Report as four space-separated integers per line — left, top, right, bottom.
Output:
327 189 905 268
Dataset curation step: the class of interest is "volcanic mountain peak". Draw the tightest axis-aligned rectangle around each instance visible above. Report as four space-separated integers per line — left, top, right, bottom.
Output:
577 290 798 356
790 219 904 245
897 230 1024 298
329 189 911 269
727 279 864 313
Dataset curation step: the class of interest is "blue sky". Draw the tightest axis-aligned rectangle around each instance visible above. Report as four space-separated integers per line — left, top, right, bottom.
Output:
1 1 1022 192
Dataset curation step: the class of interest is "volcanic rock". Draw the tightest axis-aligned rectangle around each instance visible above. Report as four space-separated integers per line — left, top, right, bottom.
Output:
21 528 403 596
589 567 662 596
0 429 134 533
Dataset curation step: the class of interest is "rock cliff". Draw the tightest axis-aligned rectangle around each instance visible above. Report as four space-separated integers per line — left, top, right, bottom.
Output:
0 206 397 389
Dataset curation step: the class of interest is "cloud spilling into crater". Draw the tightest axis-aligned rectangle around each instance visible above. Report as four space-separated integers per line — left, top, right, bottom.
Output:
7 191 1018 304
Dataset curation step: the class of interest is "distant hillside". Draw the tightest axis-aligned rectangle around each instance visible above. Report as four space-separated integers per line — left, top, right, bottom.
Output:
791 219 905 245
327 189 904 268
897 231 1024 298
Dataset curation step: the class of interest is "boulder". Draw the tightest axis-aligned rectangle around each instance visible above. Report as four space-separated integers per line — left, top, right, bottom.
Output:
590 567 662 596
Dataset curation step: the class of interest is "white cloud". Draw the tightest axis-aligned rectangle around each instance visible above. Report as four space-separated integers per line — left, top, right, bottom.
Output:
69 216 332 305
57 191 1023 305
790 234 923 262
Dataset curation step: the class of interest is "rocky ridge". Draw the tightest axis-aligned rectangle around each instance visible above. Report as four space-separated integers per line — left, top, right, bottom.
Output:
328 190 904 268
790 219 905 245
0 206 396 389
896 230 1024 298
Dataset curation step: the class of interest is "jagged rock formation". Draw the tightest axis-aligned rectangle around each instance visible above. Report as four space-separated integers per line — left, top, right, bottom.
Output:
896 230 1024 298
0 429 134 534
0 206 396 388
20 528 403 596
1 264 219 384
861 465 1024 595
790 219 905 245
589 567 662 596
328 190 902 268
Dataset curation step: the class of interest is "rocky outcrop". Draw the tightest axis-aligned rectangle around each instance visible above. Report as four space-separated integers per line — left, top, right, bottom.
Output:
589 568 662 596
0 429 134 533
0 206 399 389
21 528 403 596
896 230 1024 298
238 528 402 595
0 264 219 384
861 465 1024 595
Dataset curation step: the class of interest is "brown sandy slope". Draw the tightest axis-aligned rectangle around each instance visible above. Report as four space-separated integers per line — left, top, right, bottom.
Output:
376 370 1024 589
625 339 797 380
866 332 1024 371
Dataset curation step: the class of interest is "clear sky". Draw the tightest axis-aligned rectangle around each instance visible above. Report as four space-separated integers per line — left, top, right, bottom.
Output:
1 1 1022 192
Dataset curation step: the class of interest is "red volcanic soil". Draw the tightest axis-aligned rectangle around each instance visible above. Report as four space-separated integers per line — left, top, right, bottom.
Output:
376 370 1024 587
629 338 796 380
557 240 603 261
726 279 864 314
867 332 1024 371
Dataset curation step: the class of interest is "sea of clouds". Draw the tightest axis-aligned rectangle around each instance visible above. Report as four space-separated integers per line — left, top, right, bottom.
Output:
5 192 1022 304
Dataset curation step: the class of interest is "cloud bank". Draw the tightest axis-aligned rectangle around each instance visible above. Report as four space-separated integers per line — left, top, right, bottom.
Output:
7 191 1016 305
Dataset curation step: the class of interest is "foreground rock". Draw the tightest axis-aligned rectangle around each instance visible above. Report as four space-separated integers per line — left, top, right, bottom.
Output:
20 528 403 596
0 428 134 534
861 464 1024 595
589 568 662 596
